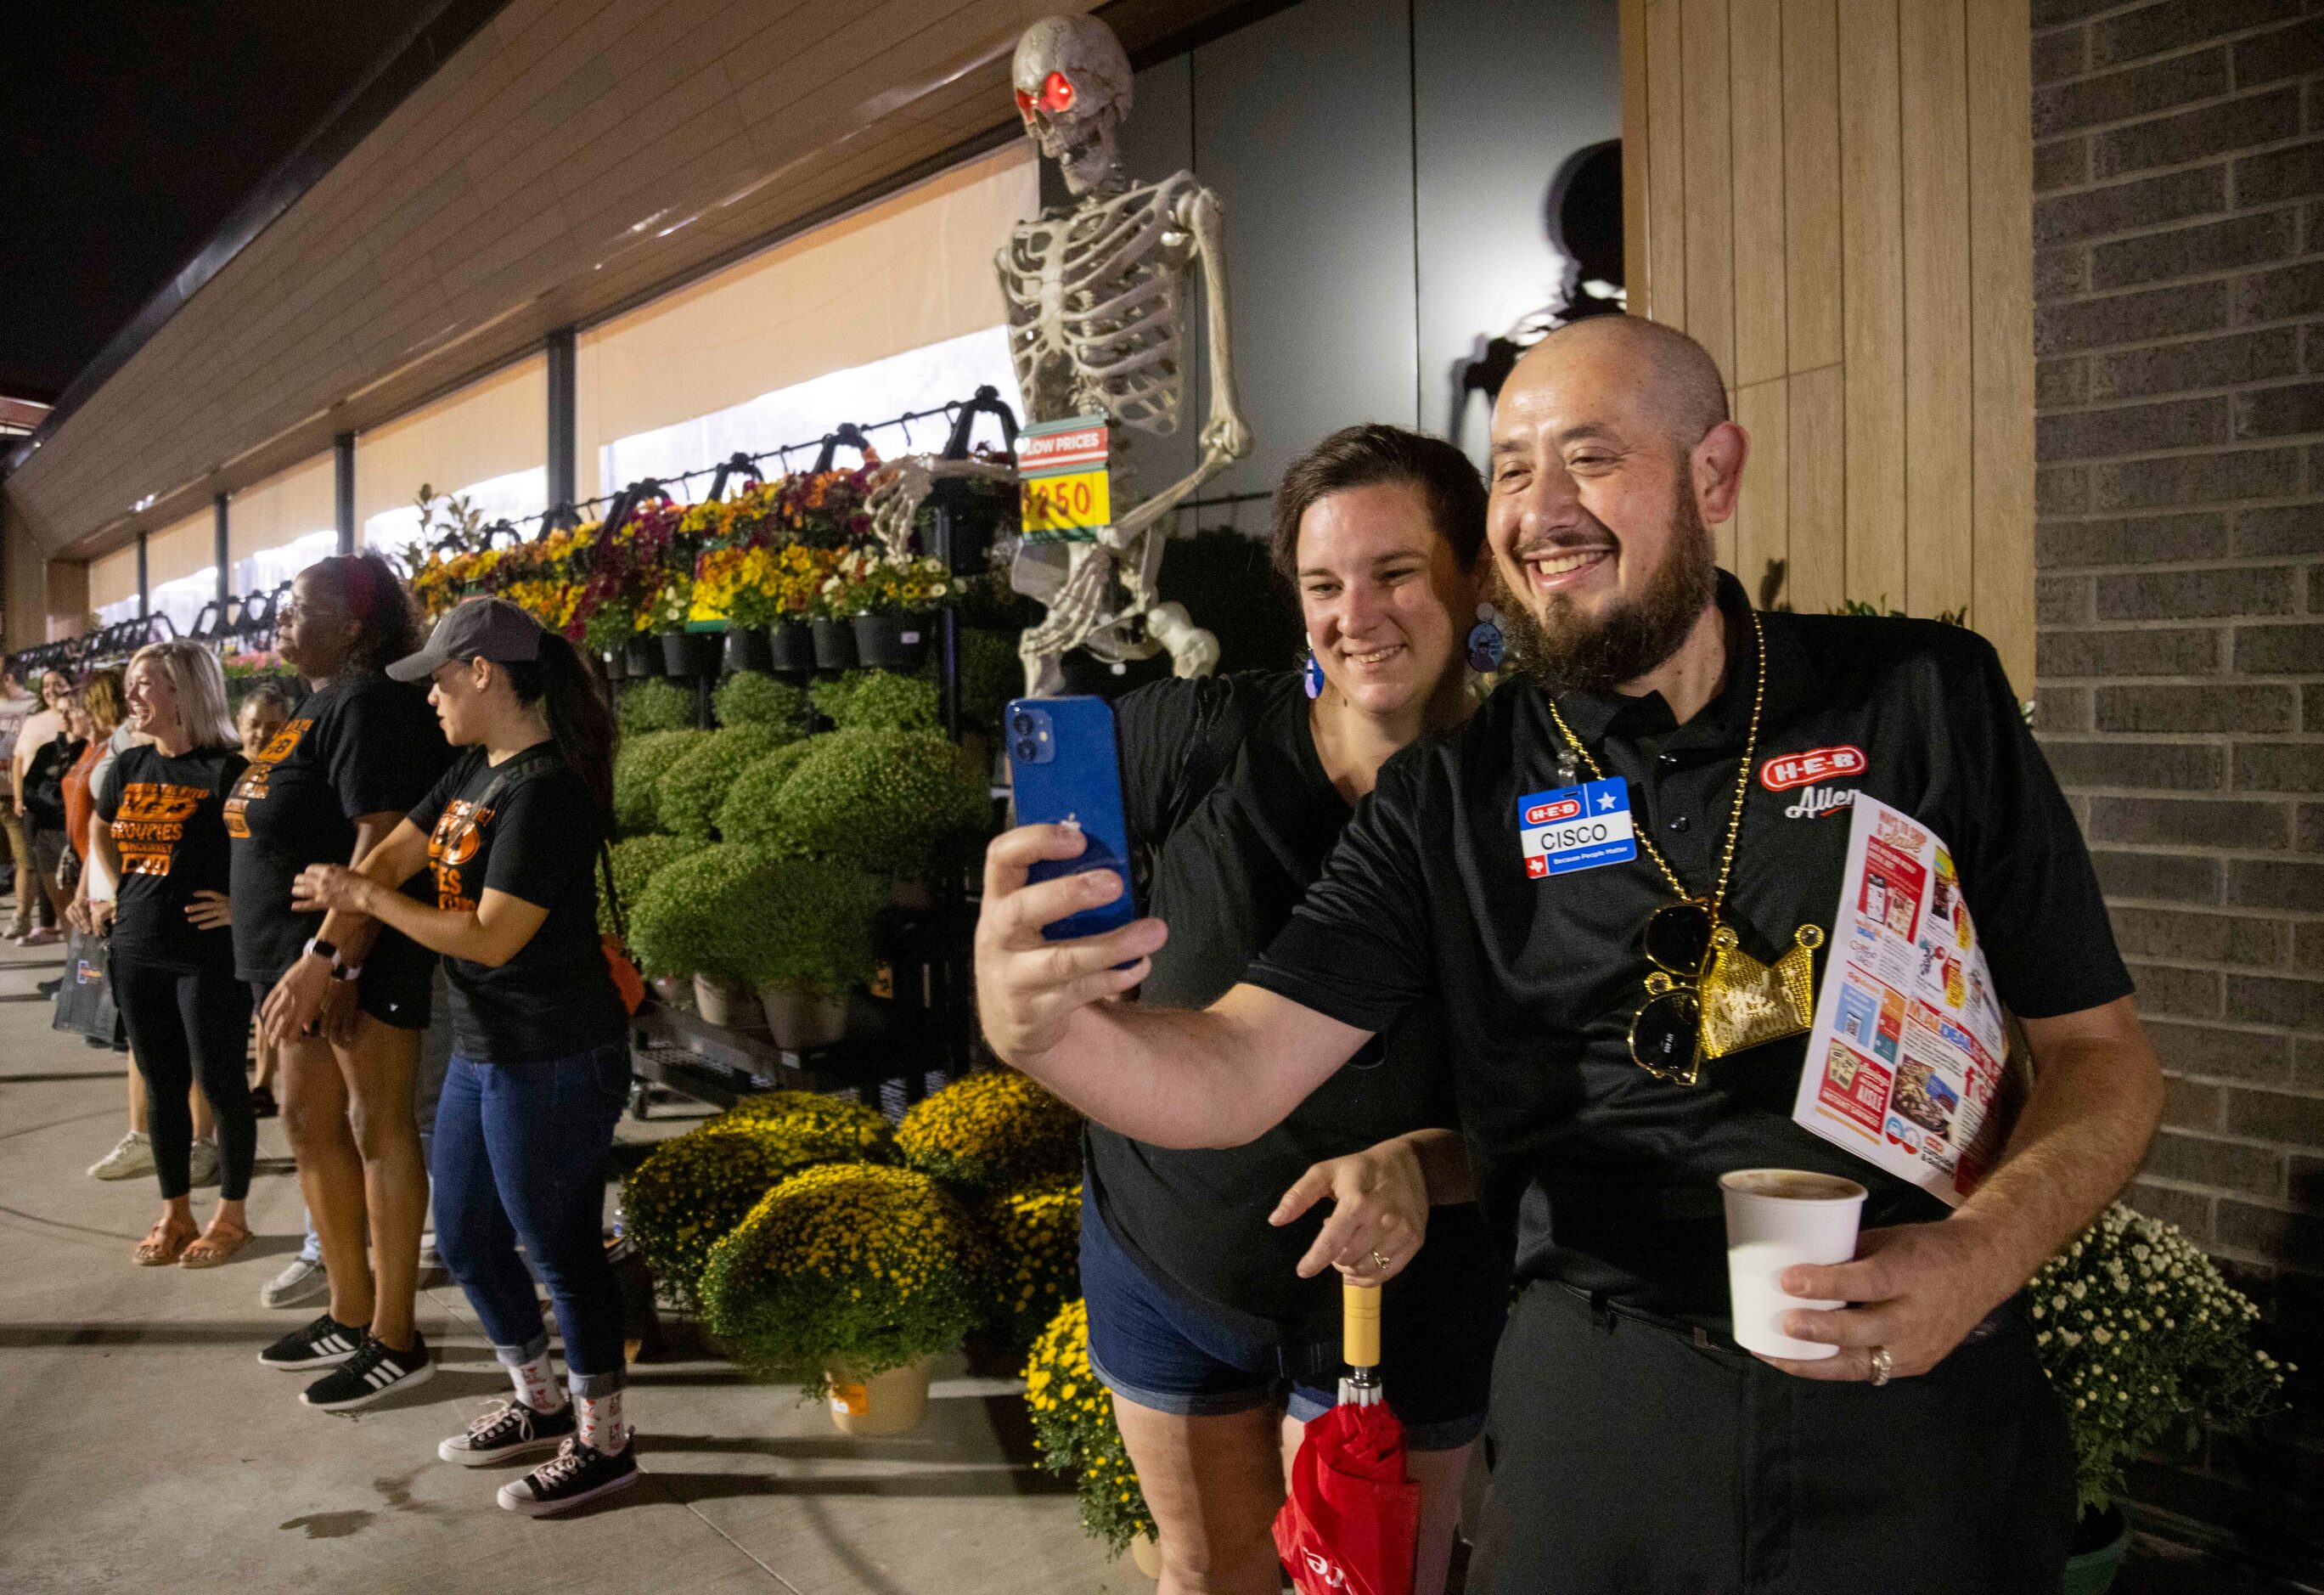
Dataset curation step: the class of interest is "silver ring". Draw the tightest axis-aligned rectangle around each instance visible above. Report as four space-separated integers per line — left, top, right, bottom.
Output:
1868 1344 1893 1387
1369 1249 1393 1271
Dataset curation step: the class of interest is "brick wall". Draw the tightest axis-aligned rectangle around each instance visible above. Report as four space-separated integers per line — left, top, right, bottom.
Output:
2030 0 2322 1573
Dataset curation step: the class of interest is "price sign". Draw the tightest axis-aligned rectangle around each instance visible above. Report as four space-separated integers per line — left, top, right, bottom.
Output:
1018 414 1111 539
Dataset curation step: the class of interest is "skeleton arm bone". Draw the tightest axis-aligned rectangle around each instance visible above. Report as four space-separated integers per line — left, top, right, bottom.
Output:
1182 184 1250 468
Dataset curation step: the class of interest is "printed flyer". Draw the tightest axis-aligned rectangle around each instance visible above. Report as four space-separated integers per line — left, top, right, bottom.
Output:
1791 793 2016 1205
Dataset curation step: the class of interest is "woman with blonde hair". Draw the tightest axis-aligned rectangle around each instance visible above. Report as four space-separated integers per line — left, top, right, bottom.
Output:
89 641 253 1266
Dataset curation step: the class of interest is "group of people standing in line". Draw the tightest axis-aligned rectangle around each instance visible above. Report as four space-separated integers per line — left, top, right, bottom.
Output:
10 559 644 1517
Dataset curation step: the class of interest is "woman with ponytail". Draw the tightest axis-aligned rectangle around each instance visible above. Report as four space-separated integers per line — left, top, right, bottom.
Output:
239 551 451 1408
291 597 638 1517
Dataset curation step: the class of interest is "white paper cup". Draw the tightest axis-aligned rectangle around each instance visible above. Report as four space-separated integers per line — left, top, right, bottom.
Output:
1719 1168 1867 1360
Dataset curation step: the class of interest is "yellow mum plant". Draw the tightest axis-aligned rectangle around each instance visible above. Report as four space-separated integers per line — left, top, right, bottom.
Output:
699 1162 983 1390
897 1068 1083 1191
980 1181 1083 1351
1024 1298 1155 1554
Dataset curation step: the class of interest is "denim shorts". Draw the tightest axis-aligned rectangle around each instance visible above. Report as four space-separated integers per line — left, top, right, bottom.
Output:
1079 1199 1489 1451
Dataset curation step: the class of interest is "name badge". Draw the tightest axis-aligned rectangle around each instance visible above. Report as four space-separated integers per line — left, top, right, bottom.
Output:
1518 777 1637 878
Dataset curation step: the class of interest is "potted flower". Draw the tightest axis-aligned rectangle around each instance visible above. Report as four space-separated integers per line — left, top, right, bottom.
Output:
699 1162 983 1436
721 542 841 674
617 677 694 736
618 1097 890 1307
822 546 951 670
598 832 707 939
711 670 808 736
740 857 885 1050
897 1068 1083 1192
740 728 993 888
980 1181 1083 1354
654 723 785 840
1025 1298 1160 1574
2032 1203 2293 1594
612 728 706 836
628 841 781 1026
808 669 940 734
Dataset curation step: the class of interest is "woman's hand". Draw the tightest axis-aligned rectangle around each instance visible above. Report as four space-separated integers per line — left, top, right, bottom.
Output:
87 899 115 938
183 890 232 930
291 864 376 917
317 977 361 1047
1271 1135 1431 1283
261 953 335 1045
66 888 92 934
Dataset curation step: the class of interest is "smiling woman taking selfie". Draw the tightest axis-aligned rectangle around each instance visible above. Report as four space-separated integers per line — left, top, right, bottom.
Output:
89 642 251 1267
292 596 637 1519
1077 426 1509 1595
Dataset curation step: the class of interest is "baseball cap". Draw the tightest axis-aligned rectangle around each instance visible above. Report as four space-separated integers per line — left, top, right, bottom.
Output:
386 596 544 682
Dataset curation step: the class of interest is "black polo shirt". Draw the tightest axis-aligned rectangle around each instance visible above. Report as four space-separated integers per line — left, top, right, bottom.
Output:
1245 573 2131 1322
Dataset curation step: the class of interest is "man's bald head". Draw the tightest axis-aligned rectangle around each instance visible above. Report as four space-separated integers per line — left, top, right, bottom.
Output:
1508 316 1730 451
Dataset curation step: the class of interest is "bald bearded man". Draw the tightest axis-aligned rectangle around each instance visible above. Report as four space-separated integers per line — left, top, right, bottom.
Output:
975 318 2163 1592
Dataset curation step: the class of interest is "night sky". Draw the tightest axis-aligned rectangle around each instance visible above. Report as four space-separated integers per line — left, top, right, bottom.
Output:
1 1 445 402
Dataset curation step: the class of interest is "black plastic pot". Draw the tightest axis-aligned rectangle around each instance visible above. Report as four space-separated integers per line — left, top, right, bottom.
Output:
600 648 627 682
851 612 934 672
625 636 663 676
661 631 719 677
810 616 858 670
721 627 771 674
766 621 817 674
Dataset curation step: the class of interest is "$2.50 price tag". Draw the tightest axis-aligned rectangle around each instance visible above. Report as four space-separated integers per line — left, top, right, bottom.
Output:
1018 414 1111 538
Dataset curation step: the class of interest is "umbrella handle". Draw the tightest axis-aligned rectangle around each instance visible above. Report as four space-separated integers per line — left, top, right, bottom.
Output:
1343 1278 1383 1401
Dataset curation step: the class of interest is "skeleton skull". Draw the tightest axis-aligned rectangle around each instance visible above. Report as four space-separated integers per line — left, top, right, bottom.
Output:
1012 14 1133 196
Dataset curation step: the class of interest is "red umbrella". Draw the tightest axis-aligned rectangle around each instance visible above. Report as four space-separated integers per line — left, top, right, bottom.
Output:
1274 1280 1421 1595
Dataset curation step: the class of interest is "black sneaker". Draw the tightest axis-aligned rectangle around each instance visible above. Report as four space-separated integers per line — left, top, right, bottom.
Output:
299 1333 435 1411
256 1313 365 1370
438 1399 576 1468
497 1435 639 1517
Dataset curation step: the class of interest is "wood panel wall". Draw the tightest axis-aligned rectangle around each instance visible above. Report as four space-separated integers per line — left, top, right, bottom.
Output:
1619 0 2034 688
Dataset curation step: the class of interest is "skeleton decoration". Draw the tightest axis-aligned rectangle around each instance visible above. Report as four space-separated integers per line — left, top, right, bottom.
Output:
865 13 1250 696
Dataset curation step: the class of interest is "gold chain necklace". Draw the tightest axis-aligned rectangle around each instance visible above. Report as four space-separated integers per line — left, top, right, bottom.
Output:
1544 609 1823 1085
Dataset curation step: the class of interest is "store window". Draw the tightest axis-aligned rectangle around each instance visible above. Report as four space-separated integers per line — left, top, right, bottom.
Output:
356 357 548 561
228 454 336 597
91 545 141 628
577 145 1033 504
142 510 216 637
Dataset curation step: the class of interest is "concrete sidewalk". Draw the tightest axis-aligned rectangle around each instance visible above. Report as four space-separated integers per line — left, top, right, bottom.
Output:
0 927 1124 1595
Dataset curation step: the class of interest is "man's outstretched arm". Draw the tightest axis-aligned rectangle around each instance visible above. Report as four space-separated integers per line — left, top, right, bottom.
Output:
976 823 1371 1149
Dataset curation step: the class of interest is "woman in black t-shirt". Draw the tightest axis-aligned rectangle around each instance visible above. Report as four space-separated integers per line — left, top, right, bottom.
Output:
90 642 252 1267
239 554 452 1410
1080 427 1508 1595
293 597 638 1519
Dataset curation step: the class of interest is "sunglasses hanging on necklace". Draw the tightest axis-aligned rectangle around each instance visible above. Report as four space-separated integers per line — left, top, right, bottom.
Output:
1545 609 1824 1086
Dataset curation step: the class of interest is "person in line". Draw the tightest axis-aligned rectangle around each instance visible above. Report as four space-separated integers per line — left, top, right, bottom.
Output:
0 667 37 938
16 668 82 945
293 597 637 1517
1081 426 1505 1595
88 643 254 1268
974 317 2164 1594
235 683 296 1120
240 554 451 1408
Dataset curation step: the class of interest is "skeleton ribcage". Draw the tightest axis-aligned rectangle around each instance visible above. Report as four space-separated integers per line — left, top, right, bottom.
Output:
1001 179 1193 437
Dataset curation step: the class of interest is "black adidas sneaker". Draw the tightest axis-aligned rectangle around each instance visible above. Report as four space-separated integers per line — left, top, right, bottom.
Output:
256 1313 365 1370
438 1399 576 1468
497 1435 640 1517
299 1333 435 1411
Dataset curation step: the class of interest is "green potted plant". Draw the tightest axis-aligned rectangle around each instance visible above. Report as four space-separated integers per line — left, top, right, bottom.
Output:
618 1096 889 1307
711 671 808 737
617 677 695 736
740 857 885 1049
808 669 940 734
612 729 706 835
700 1161 984 1435
600 830 709 1007
655 723 782 840
750 729 992 886
1025 1298 1160 1573
897 1068 1083 1192
2033 1203 2293 1594
628 842 779 1026
712 742 819 851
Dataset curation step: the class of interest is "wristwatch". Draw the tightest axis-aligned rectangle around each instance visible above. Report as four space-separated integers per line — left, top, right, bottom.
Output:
329 960 364 983
303 936 342 970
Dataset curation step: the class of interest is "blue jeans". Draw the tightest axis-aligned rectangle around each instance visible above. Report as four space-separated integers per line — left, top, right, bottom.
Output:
430 1042 630 1396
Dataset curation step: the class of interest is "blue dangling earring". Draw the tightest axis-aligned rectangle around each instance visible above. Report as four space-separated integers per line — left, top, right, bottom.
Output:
1466 601 1507 674
1302 633 1325 700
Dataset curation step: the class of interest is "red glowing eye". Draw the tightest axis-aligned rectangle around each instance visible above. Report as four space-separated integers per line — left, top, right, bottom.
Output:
1040 70 1076 113
1015 87 1037 115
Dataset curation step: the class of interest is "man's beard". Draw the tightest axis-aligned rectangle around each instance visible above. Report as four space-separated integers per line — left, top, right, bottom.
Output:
1494 483 1719 697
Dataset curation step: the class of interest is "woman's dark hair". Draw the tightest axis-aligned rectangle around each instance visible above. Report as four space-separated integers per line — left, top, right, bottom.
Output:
308 551 421 676
1268 423 1488 588
504 632 618 820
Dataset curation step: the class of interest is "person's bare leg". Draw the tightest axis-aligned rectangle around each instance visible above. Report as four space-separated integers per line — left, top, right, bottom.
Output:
1112 1395 1286 1595
127 1068 145 1133
1280 1417 1475 1595
251 1027 277 1091
280 1034 373 1328
340 1017 424 1352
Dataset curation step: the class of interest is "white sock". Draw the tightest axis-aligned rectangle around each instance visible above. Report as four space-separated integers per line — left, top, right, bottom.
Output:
577 1390 627 1455
507 1355 564 1413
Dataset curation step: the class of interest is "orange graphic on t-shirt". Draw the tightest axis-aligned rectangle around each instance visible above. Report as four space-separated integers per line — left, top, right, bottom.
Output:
427 798 494 911
223 717 312 838
113 783 207 876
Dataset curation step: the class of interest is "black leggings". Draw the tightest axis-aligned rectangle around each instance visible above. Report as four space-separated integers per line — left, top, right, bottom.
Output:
113 958 256 1201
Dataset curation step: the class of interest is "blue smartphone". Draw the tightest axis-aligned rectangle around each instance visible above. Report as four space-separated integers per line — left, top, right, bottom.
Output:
1004 696 1136 942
